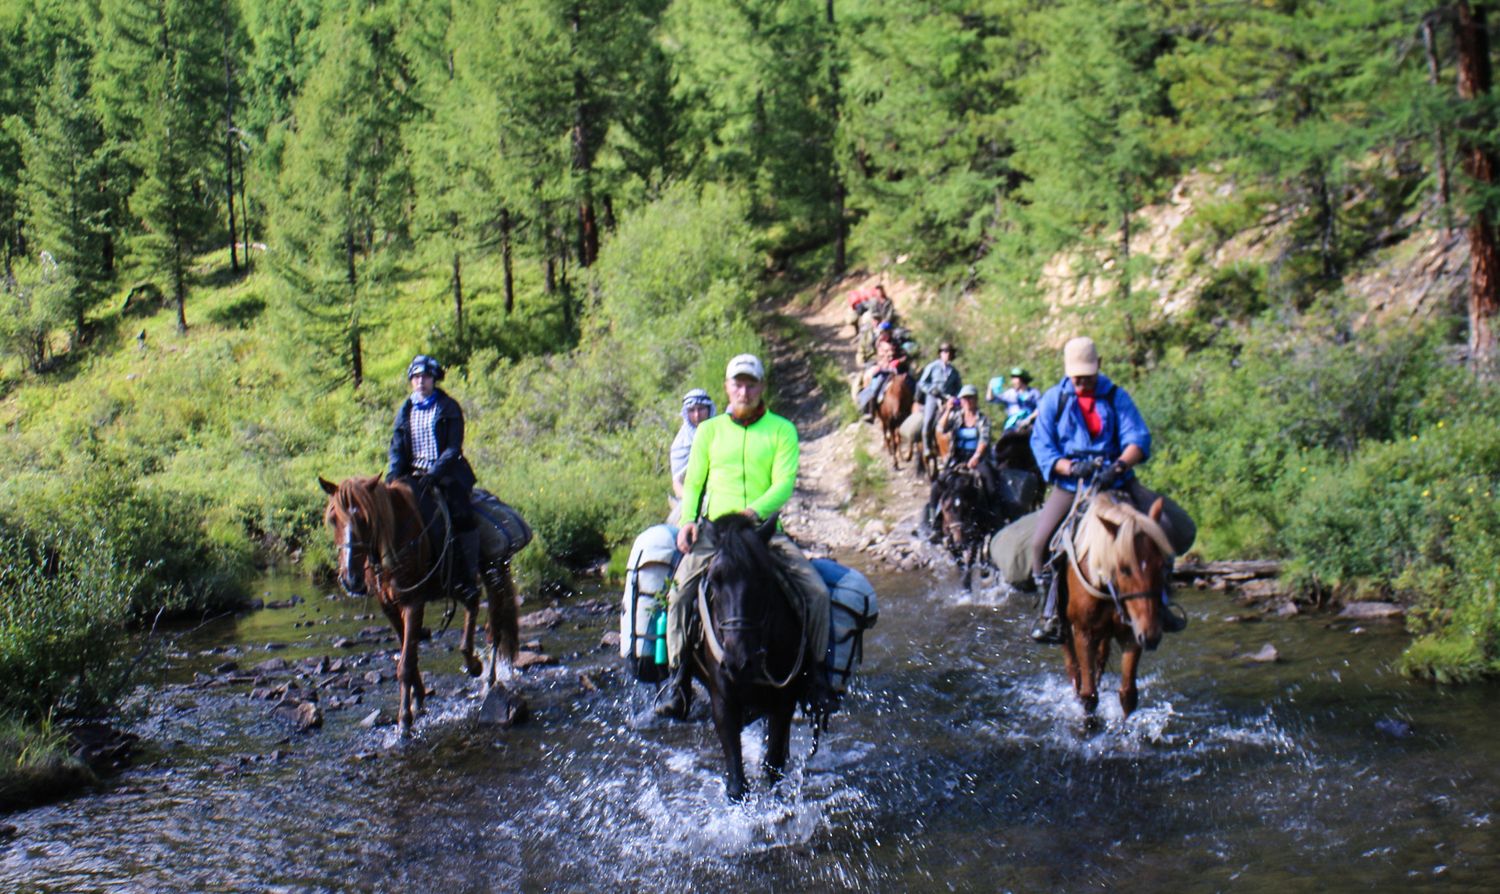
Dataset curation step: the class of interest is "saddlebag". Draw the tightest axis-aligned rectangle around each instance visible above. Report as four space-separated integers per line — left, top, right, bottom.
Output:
812 558 879 693
472 488 533 561
619 524 680 683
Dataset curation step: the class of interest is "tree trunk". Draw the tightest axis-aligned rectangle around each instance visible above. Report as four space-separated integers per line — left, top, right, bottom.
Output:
346 230 362 388
223 35 239 274
451 250 464 346
1424 15 1453 230
1456 0 1499 372
571 8 598 267
501 207 515 315
237 142 250 271
827 0 846 276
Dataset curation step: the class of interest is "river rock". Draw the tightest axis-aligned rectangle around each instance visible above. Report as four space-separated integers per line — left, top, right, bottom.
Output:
520 607 564 630
0 824 16 840
333 638 356 649
251 657 289 674
1239 643 1280 663
272 700 323 731
514 650 554 670
359 625 386 638
213 661 240 674
358 709 389 729
1375 717 1413 738
1275 601 1300 618
363 670 383 685
1236 578 1286 604
599 630 621 651
266 595 303 609
476 686 529 727
1337 601 1404 620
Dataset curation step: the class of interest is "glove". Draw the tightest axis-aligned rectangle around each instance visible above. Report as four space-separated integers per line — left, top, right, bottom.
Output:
1097 460 1129 489
1069 457 1100 479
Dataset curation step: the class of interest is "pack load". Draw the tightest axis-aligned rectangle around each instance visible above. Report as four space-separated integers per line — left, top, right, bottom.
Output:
619 524 680 683
472 488 533 561
811 558 879 693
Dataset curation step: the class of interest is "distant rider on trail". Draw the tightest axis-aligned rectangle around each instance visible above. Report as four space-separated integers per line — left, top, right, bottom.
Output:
916 342 963 454
387 354 481 602
655 354 837 719
989 366 1041 431
923 384 996 540
1027 337 1195 644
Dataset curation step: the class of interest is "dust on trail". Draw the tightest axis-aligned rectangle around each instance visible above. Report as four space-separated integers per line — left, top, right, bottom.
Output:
764 276 944 575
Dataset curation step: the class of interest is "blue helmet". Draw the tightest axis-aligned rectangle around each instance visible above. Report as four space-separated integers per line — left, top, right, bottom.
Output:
406 354 444 381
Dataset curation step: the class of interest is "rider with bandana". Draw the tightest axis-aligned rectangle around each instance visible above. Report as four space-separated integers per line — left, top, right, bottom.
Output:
1026 337 1195 643
387 354 480 601
655 354 836 720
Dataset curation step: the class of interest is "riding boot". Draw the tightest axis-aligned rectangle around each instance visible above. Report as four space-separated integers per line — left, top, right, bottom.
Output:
652 662 693 720
1029 568 1065 644
1160 559 1188 633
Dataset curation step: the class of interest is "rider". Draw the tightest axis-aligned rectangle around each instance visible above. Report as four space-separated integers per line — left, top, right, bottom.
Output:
916 343 963 452
1027 337 1195 644
387 354 480 601
668 388 717 524
655 353 835 720
923 384 996 540
989 366 1041 431
857 323 909 418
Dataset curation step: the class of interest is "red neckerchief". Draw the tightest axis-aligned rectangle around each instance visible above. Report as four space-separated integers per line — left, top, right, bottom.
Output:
730 402 767 428
1075 390 1103 438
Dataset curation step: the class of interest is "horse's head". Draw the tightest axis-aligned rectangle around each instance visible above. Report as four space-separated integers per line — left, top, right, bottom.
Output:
937 469 981 555
320 475 396 597
1077 494 1173 651
703 512 793 686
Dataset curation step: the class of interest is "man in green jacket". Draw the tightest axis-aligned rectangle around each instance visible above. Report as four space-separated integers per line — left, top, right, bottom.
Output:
655 353 834 720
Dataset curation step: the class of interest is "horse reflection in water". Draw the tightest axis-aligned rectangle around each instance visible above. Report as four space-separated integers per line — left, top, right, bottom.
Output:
1060 492 1173 720
320 474 523 735
688 513 814 802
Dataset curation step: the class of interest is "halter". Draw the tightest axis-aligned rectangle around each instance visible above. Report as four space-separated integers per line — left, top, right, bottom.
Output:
697 539 806 691
333 483 453 598
1053 480 1163 625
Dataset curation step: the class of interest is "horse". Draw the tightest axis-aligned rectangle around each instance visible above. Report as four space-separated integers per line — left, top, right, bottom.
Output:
1058 491 1173 720
920 403 954 480
687 512 813 802
875 370 915 469
319 474 521 735
935 465 1009 590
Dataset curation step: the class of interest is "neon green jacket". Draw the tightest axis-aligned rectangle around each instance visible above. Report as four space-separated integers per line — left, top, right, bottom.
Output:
679 408 799 524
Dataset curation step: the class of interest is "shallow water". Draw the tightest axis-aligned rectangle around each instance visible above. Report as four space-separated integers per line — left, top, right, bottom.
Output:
3 564 1497 892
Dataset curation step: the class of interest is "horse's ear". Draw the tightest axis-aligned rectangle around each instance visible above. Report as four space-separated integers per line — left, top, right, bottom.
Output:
1149 497 1165 522
318 476 339 495
755 511 779 541
1099 517 1121 539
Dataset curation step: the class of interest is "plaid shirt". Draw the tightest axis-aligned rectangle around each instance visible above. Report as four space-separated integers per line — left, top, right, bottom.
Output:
409 401 439 472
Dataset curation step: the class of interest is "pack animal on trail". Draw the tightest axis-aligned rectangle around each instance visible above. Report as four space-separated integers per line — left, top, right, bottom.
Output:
685 512 826 802
320 474 524 735
934 467 1009 590
1054 488 1174 722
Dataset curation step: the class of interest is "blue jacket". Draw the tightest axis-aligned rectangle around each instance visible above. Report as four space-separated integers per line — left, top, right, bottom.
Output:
387 389 477 492
1030 374 1150 492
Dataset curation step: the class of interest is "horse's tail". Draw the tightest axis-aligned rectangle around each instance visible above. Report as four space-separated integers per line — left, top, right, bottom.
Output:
485 564 521 663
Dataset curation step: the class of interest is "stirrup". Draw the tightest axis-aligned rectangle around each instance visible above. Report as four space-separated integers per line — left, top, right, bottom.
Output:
1161 600 1189 633
1030 615 1065 645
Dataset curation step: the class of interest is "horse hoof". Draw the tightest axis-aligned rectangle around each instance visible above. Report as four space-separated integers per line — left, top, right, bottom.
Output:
725 785 747 804
463 655 484 677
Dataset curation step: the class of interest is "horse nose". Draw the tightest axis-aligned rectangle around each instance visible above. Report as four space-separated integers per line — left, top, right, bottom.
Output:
341 573 365 595
1137 630 1161 651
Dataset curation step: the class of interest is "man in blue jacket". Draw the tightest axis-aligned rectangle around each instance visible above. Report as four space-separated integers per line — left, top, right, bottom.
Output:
1027 337 1196 644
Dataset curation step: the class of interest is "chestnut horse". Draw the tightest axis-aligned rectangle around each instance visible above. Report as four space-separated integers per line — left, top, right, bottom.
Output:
320 475 520 735
875 371 915 469
689 513 814 802
1059 491 1173 720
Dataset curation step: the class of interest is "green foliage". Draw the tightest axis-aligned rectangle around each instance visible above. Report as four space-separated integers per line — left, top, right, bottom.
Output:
0 712 96 811
0 254 72 372
0 526 138 721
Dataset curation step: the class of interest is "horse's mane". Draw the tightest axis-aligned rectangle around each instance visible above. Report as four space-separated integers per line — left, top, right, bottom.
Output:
325 475 399 566
709 513 779 583
1075 492 1174 585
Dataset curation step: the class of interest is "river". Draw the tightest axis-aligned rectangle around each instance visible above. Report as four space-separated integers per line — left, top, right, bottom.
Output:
2 563 1496 892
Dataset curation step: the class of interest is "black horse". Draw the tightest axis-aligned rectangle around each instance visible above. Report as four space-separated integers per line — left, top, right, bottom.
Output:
688 512 811 802
936 466 1012 590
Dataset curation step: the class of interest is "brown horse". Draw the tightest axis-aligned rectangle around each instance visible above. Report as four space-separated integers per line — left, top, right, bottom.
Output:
875 370 914 469
319 475 521 735
920 403 954 480
1059 492 1173 720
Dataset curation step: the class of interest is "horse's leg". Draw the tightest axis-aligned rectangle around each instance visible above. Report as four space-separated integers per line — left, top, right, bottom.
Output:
711 685 749 802
1118 645 1141 719
460 597 483 678
1070 627 1098 715
397 602 426 734
763 698 794 787
484 563 520 688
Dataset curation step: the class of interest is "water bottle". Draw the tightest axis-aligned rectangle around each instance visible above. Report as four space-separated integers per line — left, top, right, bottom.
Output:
653 609 668 665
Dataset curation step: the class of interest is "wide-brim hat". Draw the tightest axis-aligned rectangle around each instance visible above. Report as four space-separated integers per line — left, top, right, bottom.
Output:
1063 337 1099 377
1008 366 1031 382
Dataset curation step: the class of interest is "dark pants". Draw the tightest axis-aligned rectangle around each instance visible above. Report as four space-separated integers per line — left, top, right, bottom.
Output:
1029 478 1196 573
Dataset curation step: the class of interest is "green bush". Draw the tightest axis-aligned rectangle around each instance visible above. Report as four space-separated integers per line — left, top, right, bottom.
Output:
0 527 139 720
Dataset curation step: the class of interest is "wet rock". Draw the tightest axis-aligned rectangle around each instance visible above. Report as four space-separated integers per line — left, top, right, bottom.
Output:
268 749 290 762
476 686 529 727
1375 717 1414 738
1223 614 1261 624
578 671 600 693
1238 643 1280 663
332 637 356 649
358 709 389 729
363 671 383 685
263 642 289 651
249 687 274 700
359 625 387 638
251 657 289 674
522 639 543 651
1275 602 1300 618
1338 601 1404 620
272 700 323 732
514 650 555 669
213 661 240 674
599 630 621 651
266 595 303 609
520 607 564 630
0 824 18 840
69 723 139 772
247 598 265 611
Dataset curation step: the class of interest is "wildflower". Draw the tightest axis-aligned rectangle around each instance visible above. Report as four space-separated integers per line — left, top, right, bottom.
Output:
1421 489 1430 498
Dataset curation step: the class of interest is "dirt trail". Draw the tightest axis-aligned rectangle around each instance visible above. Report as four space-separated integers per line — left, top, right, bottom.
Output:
766 276 943 573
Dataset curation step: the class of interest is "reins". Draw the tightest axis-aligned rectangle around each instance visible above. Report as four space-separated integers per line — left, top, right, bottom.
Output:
1053 478 1160 623
698 534 807 691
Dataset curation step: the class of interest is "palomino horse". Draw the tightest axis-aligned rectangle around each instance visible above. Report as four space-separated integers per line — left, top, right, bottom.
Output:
1059 491 1173 720
320 475 521 735
689 512 815 802
875 371 915 469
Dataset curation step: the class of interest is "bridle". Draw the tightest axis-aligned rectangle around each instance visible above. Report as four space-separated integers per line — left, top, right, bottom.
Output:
697 542 805 690
331 484 452 597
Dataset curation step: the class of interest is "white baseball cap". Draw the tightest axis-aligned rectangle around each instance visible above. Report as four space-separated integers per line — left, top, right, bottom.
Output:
725 353 764 381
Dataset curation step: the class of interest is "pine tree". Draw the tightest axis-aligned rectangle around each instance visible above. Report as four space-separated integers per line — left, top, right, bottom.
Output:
16 54 112 346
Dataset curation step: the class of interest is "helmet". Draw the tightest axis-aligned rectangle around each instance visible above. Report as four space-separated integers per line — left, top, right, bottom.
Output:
407 354 444 381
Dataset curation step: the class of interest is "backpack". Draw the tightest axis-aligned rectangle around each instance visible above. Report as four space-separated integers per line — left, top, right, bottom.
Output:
619 525 680 683
811 559 879 693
